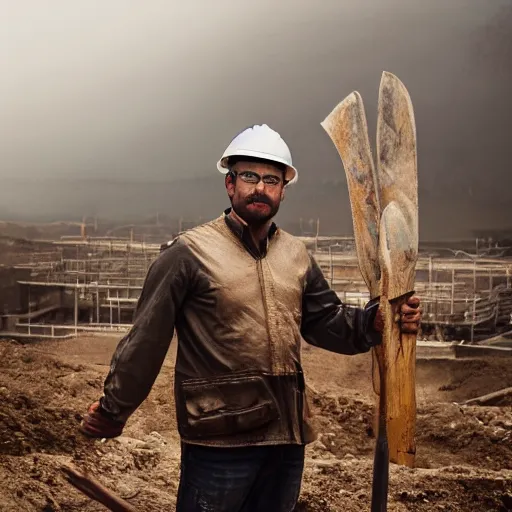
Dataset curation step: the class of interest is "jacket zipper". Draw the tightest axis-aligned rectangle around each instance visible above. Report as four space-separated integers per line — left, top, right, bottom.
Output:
258 246 302 443
256 257 278 374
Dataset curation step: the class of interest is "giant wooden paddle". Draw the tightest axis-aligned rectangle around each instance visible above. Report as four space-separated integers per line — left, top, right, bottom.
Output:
322 71 419 511
376 72 418 471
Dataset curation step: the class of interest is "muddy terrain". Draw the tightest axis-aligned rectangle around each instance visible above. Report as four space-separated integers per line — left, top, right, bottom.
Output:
0 337 511 511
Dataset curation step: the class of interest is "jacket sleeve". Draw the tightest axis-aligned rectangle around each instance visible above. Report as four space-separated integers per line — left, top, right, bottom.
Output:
100 238 193 423
300 254 382 355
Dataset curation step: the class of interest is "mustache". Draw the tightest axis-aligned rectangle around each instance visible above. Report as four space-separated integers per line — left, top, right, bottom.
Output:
247 194 272 205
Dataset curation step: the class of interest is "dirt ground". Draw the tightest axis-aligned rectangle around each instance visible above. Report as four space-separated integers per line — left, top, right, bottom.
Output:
0 336 511 512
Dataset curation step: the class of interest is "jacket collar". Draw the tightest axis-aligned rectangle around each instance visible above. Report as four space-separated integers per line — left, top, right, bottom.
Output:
223 207 278 258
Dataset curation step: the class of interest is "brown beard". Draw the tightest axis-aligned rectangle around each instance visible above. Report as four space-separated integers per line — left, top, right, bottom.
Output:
231 193 281 226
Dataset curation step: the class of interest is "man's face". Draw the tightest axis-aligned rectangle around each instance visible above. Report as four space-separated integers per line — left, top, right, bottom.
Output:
226 161 286 226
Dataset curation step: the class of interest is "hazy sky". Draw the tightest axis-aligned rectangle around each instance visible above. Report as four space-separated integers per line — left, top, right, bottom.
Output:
1 1 511 227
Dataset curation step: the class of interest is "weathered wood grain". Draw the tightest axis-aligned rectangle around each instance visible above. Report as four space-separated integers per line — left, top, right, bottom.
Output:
321 92 381 298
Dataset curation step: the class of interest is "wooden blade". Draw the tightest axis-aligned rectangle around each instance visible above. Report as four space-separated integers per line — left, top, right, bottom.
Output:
378 201 417 299
377 71 418 297
321 91 381 298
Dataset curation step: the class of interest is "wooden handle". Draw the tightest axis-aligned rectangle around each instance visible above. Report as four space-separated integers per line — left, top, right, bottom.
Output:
371 320 389 511
371 430 389 512
380 297 417 467
62 464 138 512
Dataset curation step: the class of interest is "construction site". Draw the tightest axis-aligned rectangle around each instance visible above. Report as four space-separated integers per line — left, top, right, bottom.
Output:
1 218 512 346
0 218 511 511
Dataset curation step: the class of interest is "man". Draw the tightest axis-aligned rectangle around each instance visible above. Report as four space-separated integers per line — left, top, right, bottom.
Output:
80 124 422 511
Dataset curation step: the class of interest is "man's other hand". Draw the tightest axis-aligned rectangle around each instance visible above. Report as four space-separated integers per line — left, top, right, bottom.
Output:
373 295 422 334
80 400 125 439
399 295 422 334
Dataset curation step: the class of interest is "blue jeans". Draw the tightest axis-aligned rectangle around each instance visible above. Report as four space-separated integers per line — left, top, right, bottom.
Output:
176 443 305 512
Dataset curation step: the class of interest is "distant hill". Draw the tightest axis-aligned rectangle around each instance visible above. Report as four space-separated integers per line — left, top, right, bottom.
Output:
0 176 509 240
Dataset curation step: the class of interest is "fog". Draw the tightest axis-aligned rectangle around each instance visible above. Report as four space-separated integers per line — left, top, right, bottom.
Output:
1 1 511 239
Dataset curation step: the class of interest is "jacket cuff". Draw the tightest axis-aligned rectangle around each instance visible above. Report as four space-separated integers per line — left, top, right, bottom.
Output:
360 297 382 350
98 396 129 423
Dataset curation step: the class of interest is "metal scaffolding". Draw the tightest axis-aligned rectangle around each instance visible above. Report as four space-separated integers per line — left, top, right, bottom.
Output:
4 236 512 342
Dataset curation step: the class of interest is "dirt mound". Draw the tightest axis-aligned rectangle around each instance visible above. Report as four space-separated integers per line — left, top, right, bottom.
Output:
0 338 511 511
303 345 512 406
0 432 181 511
416 403 512 470
0 391 84 456
416 357 512 404
308 393 375 458
298 456 512 512
0 342 104 457
309 388 512 472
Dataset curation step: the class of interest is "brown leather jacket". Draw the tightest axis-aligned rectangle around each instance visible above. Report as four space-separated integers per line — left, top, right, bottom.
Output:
100 210 381 447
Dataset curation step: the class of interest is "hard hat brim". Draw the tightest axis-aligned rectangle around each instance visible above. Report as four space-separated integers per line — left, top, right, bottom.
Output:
217 150 298 185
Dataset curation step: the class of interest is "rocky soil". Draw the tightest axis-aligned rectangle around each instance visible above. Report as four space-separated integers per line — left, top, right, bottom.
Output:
0 337 511 511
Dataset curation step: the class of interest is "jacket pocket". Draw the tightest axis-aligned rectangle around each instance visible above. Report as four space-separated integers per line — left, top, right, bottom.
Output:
179 372 279 439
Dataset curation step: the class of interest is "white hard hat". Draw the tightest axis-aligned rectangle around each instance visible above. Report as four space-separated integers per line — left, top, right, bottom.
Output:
217 124 298 185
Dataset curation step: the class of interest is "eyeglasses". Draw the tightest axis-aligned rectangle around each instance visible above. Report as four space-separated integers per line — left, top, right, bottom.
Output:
232 170 283 187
